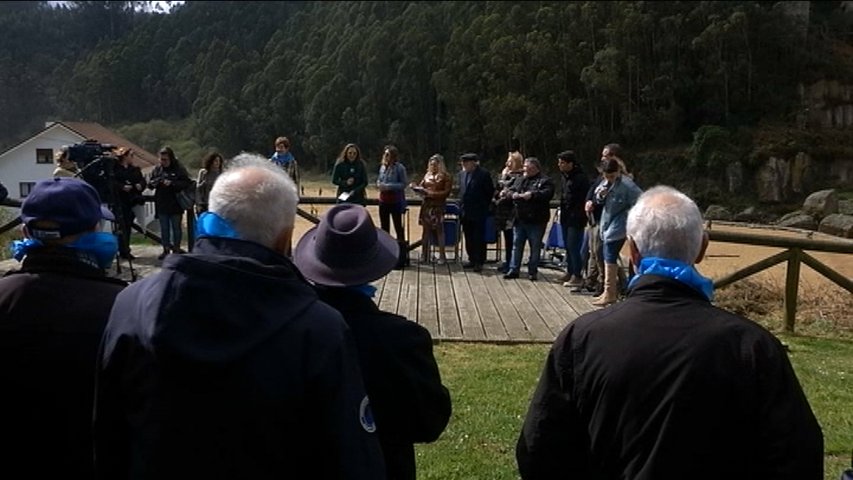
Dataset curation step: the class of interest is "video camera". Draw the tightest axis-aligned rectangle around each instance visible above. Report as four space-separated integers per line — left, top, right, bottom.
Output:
67 140 117 203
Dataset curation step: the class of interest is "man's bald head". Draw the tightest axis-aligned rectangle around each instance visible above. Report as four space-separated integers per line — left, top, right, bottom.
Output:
627 186 706 265
209 154 298 250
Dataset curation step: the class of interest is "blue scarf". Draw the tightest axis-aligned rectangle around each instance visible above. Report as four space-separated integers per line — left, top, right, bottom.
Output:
347 284 378 298
627 256 714 301
271 151 294 167
11 231 118 269
196 212 240 239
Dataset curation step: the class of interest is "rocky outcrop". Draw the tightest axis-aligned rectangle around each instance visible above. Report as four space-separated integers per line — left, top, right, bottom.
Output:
776 211 818 230
725 161 744 194
818 213 853 238
802 189 838 219
704 205 733 221
756 156 789 203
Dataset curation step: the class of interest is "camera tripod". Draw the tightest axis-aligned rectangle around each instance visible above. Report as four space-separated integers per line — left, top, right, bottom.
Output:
76 157 138 282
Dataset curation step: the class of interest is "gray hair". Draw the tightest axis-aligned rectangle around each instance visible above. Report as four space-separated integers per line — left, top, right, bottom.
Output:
209 152 298 248
626 185 705 264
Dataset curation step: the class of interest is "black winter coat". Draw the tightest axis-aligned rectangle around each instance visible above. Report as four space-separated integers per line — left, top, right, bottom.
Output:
0 248 126 479
95 237 386 480
316 287 452 480
148 161 191 215
510 172 555 225
559 165 590 228
517 275 824 480
459 166 495 221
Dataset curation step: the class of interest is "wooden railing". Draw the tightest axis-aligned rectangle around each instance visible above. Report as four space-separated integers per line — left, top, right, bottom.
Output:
707 224 853 332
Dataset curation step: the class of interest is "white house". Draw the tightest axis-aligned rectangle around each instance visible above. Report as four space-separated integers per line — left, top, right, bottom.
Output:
0 121 160 228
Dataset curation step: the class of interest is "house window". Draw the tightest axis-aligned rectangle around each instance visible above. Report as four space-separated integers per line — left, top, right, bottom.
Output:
36 148 53 164
20 182 36 198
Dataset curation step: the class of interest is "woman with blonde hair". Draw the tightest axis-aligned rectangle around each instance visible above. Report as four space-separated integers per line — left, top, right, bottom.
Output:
493 151 524 272
411 154 453 264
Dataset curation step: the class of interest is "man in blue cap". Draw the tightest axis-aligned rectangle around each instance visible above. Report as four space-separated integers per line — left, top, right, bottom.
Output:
0 177 126 478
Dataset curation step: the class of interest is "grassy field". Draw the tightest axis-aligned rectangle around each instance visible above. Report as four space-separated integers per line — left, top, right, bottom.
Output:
418 338 853 480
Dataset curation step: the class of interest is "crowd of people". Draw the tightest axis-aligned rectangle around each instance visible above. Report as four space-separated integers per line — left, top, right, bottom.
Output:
0 136 827 479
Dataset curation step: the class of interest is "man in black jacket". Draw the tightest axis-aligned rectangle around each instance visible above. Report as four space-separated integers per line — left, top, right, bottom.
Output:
504 157 554 281
517 186 823 480
294 203 452 480
458 153 494 272
555 150 590 288
0 177 126 479
95 154 385 480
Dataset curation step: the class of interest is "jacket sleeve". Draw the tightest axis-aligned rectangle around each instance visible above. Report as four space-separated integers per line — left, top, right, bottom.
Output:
517 327 591 479
374 323 451 443
532 178 555 202
93 329 134 479
331 163 344 187
752 336 824 479
353 162 368 193
314 320 387 480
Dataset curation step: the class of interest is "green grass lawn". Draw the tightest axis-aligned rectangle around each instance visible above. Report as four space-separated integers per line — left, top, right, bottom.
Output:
418 337 853 480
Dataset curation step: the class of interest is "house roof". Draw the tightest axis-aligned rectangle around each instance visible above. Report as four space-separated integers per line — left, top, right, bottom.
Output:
61 122 159 169
0 121 159 170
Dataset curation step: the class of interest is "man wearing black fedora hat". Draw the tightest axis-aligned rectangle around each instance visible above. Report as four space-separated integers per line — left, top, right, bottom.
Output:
95 154 385 479
458 153 494 272
294 203 452 480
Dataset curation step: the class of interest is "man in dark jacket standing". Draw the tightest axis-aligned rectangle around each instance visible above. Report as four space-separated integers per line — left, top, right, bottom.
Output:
458 153 494 272
555 150 589 288
95 154 386 480
0 177 126 479
517 186 823 480
504 157 554 281
294 203 452 480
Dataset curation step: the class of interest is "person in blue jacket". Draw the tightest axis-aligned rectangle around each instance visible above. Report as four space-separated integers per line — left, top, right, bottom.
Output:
94 153 385 480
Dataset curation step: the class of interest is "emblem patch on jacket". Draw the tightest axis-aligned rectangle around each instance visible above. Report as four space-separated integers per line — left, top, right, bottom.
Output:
359 395 376 433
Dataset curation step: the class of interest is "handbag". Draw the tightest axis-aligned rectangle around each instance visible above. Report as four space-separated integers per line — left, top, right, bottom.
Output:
176 182 196 211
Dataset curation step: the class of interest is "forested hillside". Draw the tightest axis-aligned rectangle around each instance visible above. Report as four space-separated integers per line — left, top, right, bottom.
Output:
2 1 853 202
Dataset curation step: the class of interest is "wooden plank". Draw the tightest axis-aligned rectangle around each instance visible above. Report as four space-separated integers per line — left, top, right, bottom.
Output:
377 268 402 313
434 262 463 339
477 272 529 341
480 270 531 341
449 265 487 340
514 274 566 340
498 274 551 341
397 265 418 323
537 269 596 319
468 272 511 341
417 262 440 338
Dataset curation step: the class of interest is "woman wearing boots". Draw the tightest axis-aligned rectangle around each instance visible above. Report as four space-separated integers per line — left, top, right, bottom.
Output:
591 157 642 306
148 146 191 260
411 154 452 264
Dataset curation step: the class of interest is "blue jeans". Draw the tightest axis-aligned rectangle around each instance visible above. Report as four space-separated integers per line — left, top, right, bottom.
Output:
603 238 626 265
510 222 546 276
158 213 183 249
561 224 584 277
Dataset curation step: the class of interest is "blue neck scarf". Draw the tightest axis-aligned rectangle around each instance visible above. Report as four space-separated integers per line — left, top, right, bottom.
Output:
11 231 118 269
196 212 240 239
347 284 378 298
627 256 714 301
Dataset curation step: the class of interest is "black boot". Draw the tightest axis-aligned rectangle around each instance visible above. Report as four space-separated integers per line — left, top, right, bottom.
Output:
157 246 170 260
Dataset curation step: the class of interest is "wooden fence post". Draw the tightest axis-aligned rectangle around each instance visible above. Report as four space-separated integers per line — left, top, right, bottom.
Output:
784 248 801 333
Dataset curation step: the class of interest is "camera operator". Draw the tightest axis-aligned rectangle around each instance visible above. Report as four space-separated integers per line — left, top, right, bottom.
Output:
112 147 145 260
148 146 191 260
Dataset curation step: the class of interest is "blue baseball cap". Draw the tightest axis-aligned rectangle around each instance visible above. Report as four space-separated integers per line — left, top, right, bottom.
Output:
21 177 114 240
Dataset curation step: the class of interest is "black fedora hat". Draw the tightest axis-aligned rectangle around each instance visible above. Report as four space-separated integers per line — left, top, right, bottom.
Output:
293 204 400 287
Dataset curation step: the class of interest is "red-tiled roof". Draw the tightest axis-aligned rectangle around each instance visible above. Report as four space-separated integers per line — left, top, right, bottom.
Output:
61 122 158 169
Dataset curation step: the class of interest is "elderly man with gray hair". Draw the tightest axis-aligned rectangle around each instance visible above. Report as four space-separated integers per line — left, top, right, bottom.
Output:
95 153 386 479
517 185 823 480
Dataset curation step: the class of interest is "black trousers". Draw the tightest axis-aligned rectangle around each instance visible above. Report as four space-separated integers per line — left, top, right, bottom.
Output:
117 202 135 256
462 217 487 266
379 203 406 243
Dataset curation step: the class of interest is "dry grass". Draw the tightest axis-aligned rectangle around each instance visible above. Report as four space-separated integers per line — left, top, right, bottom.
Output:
716 278 853 338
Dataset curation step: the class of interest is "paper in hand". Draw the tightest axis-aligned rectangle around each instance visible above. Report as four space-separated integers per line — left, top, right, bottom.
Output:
338 191 352 201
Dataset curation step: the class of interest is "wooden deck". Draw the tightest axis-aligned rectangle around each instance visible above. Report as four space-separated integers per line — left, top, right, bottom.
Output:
0 245 596 343
374 260 597 343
